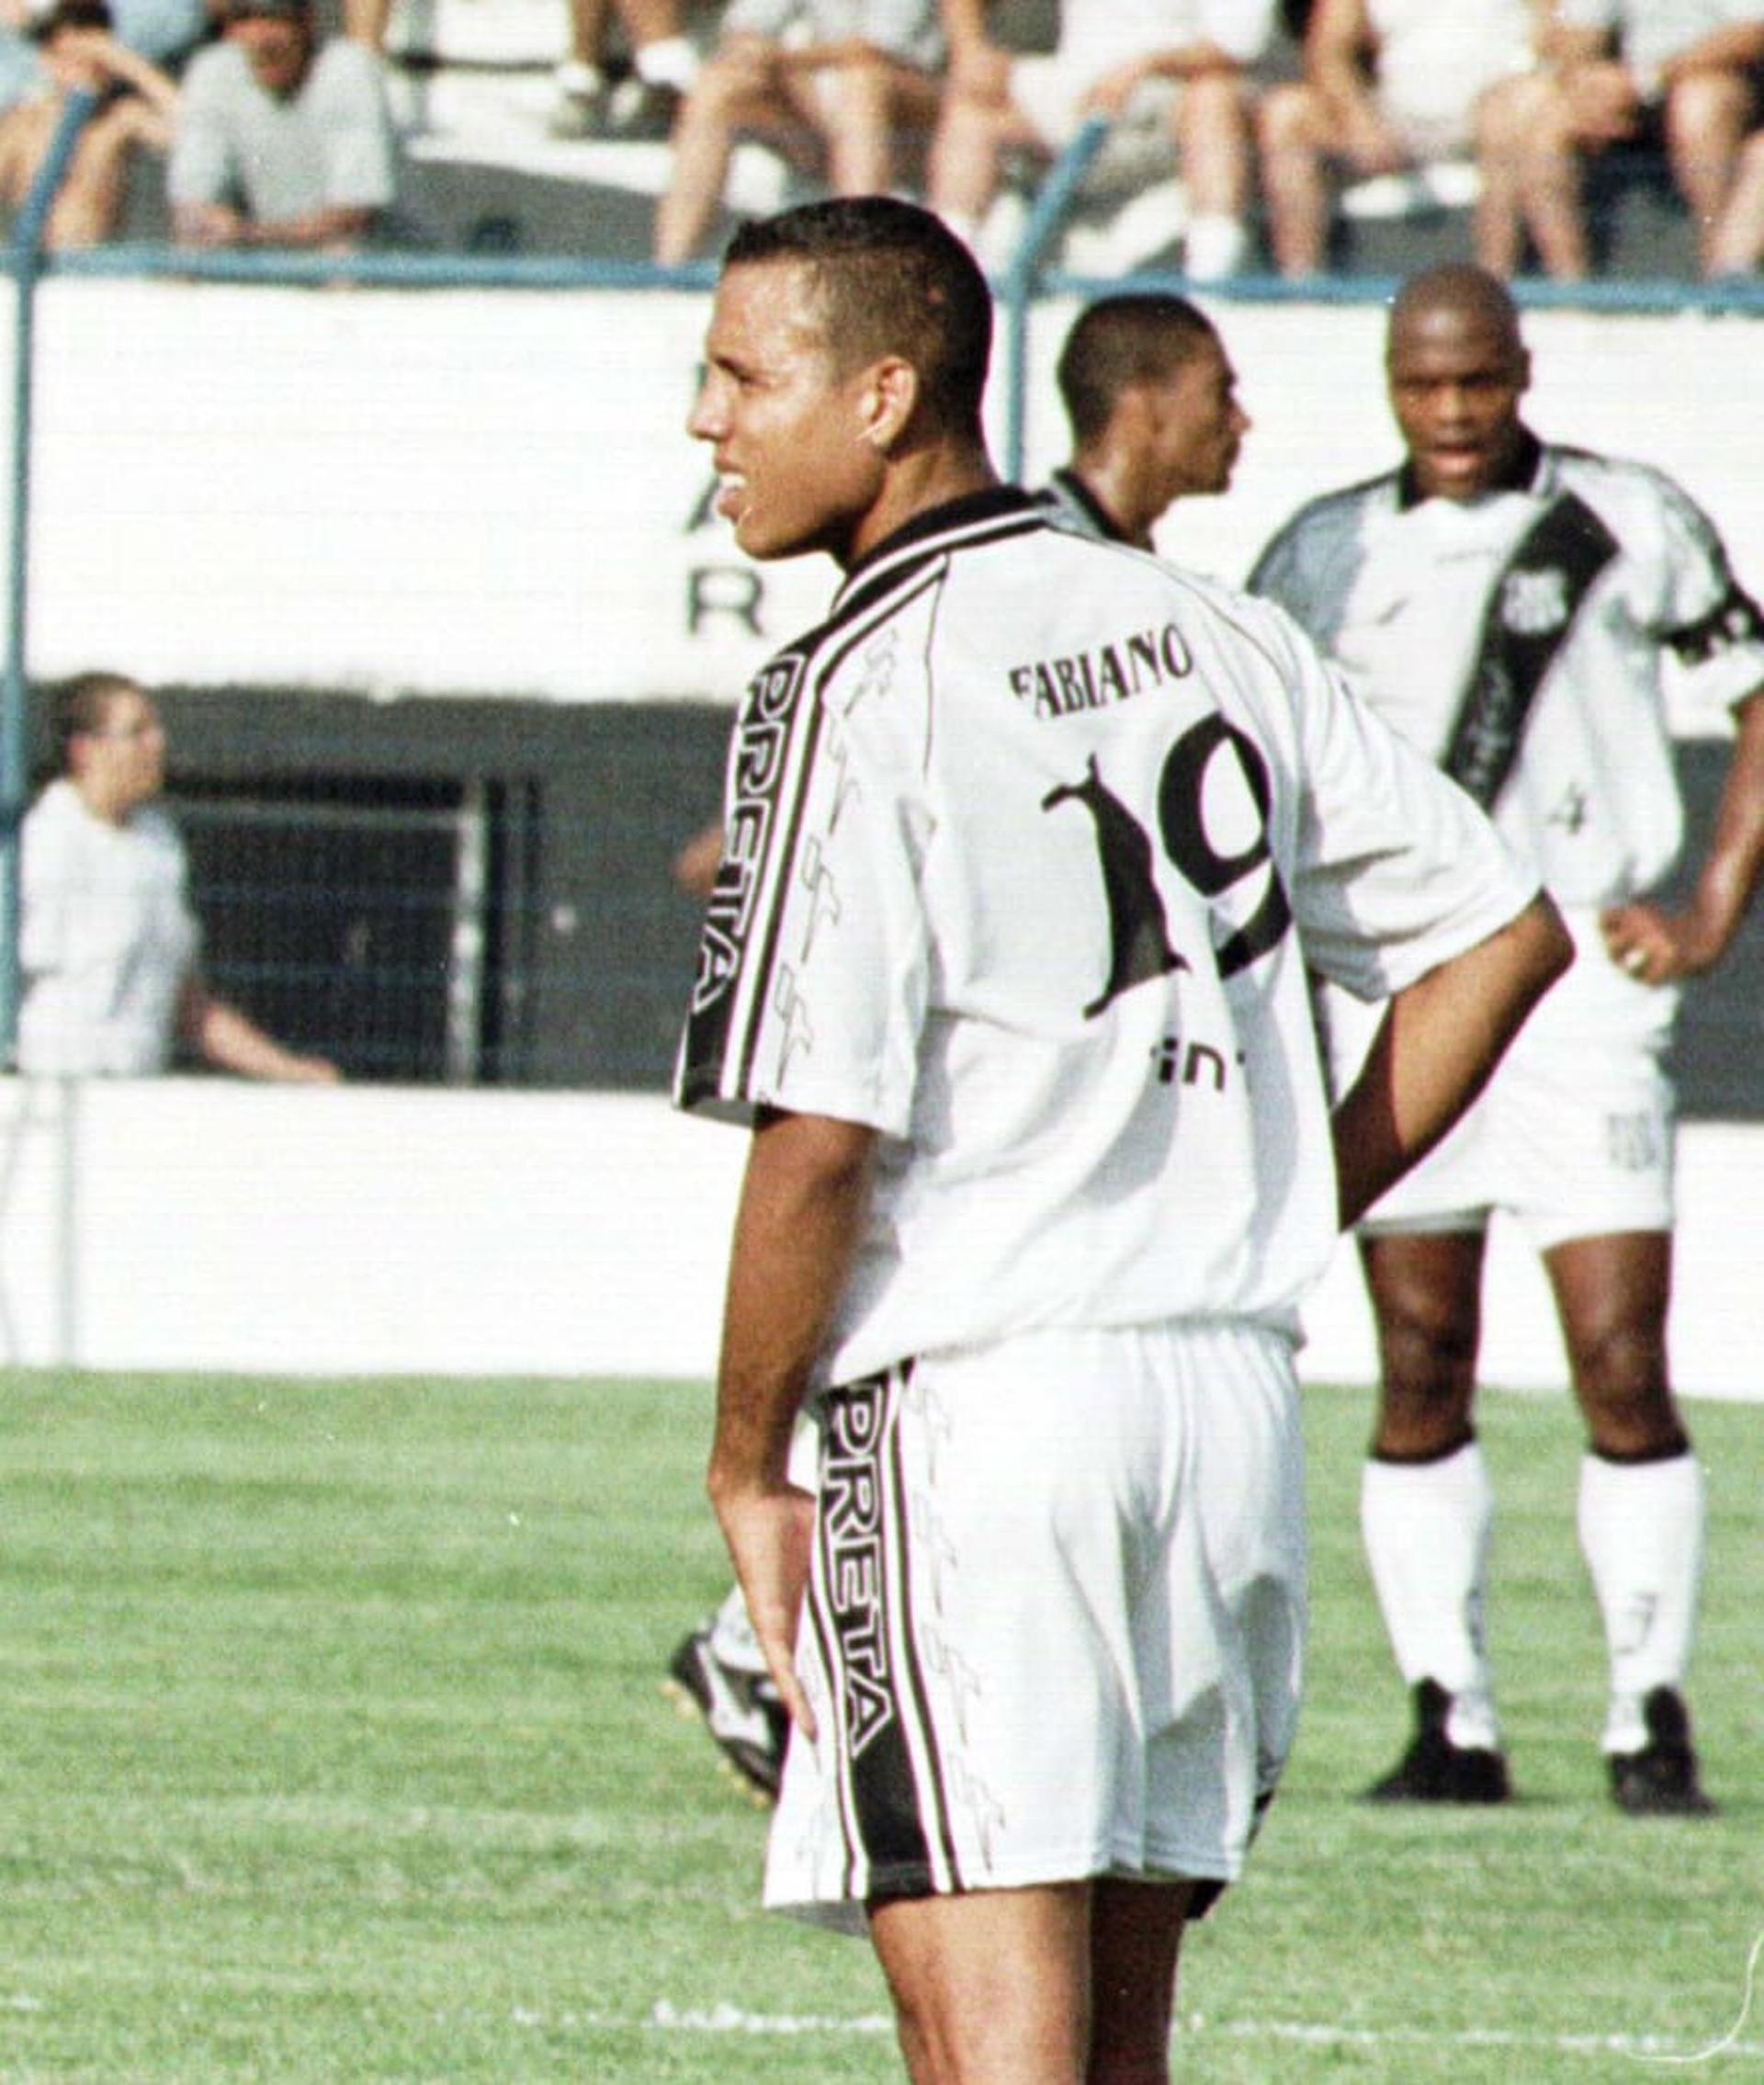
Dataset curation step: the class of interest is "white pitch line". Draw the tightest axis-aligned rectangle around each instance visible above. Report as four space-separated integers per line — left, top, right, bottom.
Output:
545 2001 1764 2062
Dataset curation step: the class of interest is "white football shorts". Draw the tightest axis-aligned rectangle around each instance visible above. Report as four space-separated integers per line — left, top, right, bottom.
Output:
763 1319 1307 1933
1335 910 1678 1250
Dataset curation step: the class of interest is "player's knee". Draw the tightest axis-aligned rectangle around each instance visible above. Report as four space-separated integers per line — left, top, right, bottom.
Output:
1569 1320 1679 1452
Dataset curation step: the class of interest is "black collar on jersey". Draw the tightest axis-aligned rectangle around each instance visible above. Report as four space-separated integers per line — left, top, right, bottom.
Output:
1396 426 1545 510
1039 467 1134 544
832 485 1045 622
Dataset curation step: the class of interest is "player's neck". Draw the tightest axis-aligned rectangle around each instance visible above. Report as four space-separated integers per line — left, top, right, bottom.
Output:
840 445 997 571
1068 452 1155 550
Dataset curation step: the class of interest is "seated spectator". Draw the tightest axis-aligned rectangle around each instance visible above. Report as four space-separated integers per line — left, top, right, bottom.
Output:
928 0 1275 282
17 672 341 1082
0 0 177 246
652 0 943 266
551 0 700 139
1256 0 1538 278
1476 0 1764 278
0 0 202 114
167 0 400 250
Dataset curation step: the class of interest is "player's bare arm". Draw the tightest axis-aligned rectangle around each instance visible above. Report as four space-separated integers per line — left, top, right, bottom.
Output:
1600 689 1764 984
1331 891 1573 1229
709 1105 876 1738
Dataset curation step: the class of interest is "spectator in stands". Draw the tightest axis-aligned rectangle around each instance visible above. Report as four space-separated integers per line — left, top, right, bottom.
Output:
167 0 400 250
1256 0 1539 278
0 0 202 116
1476 0 1764 279
551 0 700 140
0 0 178 245
17 673 341 1082
652 0 944 266
928 0 1276 282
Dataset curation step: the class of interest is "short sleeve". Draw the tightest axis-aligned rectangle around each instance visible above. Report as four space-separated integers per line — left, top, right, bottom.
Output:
1267 606 1538 1001
674 651 931 1135
1648 475 1764 723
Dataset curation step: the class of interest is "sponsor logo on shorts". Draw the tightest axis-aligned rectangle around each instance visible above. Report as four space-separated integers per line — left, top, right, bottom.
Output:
822 1377 896 1760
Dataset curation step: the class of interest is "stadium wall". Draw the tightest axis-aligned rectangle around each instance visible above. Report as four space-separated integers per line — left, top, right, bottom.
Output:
8 282 1763 716
0 1079 1757 1400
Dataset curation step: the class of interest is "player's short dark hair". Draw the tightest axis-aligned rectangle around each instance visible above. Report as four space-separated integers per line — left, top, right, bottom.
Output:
50 671 138 769
1057 295 1220 446
723 198 992 440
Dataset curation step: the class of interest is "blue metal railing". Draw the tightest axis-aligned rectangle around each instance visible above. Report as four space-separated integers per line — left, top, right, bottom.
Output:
2 87 97 1060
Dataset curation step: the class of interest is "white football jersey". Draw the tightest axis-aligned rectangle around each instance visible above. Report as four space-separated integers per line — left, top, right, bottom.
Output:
675 491 1534 1384
1249 434 1764 906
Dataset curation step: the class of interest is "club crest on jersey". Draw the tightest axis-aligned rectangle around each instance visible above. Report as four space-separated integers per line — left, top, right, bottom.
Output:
1008 622 1193 719
1499 567 1570 637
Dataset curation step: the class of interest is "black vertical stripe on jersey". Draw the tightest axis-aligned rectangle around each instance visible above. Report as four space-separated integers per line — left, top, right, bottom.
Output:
732 683 826 1101
884 1371 962 1895
820 1368 935 1896
729 565 948 1100
675 645 818 1108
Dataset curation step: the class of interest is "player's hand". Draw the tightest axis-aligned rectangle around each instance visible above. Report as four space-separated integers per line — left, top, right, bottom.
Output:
1599 900 1725 984
710 1478 819 1741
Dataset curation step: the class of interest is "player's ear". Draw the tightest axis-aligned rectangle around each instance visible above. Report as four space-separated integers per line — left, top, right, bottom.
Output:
860 357 920 454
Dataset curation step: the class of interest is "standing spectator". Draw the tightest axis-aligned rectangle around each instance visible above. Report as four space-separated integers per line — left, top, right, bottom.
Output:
550 0 699 139
1250 266 1764 1813
1476 0 1764 279
17 674 341 1082
664 286 1252 1805
0 0 177 246
652 0 943 266
167 0 400 250
1255 0 1539 278
676 195 1567 2073
928 0 1276 281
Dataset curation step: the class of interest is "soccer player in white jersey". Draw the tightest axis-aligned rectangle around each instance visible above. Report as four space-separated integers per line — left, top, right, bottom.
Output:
666 289 1250 1802
1250 264 1764 1818
1036 291 1250 552
673 198 1567 2079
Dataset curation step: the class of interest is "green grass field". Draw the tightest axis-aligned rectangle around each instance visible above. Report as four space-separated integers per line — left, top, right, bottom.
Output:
0 1368 1758 2081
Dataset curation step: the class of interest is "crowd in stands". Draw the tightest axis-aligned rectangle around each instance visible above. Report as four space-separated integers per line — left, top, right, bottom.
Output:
1 0 1761 278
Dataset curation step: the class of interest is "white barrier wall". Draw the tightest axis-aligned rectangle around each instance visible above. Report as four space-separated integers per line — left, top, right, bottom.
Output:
0 1079 1757 1398
6 283 1761 720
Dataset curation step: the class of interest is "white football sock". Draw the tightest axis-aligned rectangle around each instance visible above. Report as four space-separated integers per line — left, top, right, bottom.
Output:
707 1581 767 1674
1577 1449 1704 1753
1362 1442 1498 1749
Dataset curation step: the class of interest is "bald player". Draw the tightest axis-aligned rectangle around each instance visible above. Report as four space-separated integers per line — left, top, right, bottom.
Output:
1250 264 1764 1817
